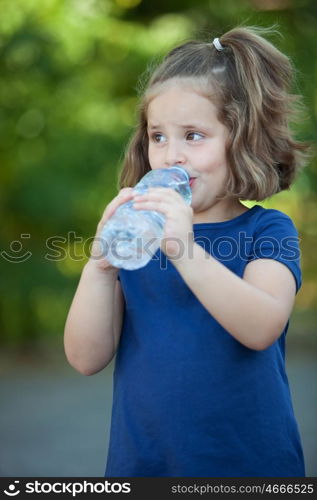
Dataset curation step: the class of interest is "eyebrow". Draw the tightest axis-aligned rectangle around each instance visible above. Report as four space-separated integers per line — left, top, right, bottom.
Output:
147 123 212 130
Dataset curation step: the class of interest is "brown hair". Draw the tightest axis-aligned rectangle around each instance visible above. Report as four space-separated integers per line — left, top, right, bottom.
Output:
118 25 311 201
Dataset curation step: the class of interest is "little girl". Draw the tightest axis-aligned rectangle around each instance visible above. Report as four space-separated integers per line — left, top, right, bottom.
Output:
64 26 310 477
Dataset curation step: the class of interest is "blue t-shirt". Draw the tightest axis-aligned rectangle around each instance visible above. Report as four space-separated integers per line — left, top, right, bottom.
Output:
105 205 305 477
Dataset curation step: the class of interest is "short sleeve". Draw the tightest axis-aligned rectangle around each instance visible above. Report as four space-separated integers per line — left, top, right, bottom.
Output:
248 209 302 293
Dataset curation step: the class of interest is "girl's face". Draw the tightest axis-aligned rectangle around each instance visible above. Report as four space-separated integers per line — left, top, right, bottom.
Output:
147 81 241 223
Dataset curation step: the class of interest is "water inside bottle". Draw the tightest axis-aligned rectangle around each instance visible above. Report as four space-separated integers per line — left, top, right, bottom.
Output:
100 207 164 270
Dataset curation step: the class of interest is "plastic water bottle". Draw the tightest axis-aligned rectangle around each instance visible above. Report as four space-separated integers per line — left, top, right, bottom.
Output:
100 166 192 270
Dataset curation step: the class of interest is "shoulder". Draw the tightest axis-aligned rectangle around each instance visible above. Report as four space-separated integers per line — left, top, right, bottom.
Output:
246 205 302 293
249 205 299 238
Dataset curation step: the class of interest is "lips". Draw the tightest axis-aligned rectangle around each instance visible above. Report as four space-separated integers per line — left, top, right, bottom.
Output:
189 177 197 187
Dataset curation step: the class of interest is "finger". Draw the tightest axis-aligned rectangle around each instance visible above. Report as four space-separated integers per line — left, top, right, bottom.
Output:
98 188 134 229
133 194 184 209
133 187 173 196
146 188 184 202
104 188 134 216
133 200 170 215
147 187 179 196
134 190 179 200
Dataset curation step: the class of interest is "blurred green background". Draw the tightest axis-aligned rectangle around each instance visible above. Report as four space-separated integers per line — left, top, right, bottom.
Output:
1 0 316 353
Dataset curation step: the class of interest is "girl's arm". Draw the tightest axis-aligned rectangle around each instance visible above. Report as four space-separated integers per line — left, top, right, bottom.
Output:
172 241 296 351
64 188 134 375
64 262 124 375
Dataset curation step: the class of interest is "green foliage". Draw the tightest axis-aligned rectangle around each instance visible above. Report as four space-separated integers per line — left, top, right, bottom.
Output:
1 0 316 345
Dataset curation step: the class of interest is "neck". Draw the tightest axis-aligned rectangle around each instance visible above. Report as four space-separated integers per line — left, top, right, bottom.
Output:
193 199 248 224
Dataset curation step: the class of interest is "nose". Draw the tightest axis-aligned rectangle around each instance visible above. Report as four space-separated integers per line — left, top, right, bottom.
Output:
164 140 186 167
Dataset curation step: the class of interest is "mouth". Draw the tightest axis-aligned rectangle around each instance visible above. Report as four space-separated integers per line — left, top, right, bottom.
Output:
189 177 197 187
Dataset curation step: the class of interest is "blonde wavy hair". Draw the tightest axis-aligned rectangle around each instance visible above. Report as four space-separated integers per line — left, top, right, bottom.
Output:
118 26 310 201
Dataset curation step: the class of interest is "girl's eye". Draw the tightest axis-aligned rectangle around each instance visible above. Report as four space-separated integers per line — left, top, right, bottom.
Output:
151 133 166 143
187 132 203 141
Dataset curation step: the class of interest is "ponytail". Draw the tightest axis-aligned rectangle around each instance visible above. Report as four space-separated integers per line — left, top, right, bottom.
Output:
207 26 310 200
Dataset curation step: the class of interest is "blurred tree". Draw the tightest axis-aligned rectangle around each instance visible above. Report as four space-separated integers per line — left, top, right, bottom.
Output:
0 0 316 347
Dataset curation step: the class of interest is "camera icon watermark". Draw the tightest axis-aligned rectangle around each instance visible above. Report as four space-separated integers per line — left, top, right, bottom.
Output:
3 480 20 496
1 234 32 263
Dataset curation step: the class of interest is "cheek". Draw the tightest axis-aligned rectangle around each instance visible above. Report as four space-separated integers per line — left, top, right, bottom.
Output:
148 144 161 164
200 159 227 178
198 143 227 171
147 147 154 168
198 163 229 192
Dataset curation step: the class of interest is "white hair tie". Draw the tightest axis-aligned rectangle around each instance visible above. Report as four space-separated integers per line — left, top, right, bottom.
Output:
213 37 224 51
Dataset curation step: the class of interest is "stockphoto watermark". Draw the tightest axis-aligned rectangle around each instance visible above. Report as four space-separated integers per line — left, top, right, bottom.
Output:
2 479 131 497
0 231 300 266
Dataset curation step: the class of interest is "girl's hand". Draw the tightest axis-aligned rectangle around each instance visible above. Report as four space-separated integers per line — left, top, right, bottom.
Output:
88 187 135 273
133 187 194 259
